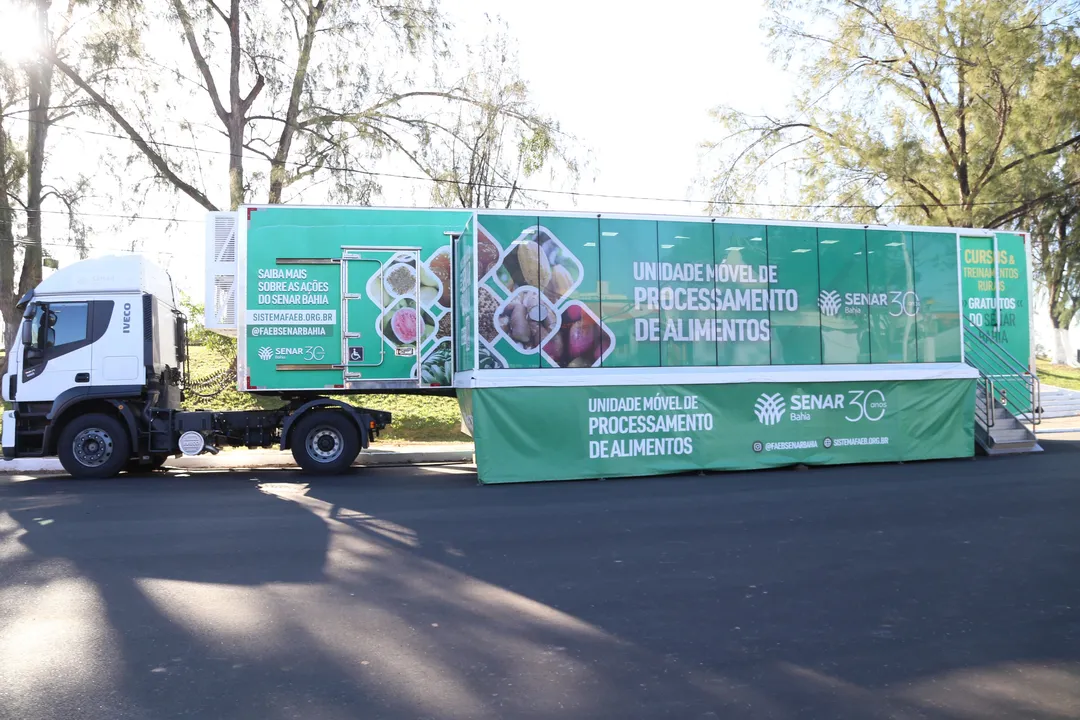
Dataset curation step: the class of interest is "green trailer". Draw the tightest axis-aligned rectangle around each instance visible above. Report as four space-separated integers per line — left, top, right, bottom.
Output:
203 205 1038 483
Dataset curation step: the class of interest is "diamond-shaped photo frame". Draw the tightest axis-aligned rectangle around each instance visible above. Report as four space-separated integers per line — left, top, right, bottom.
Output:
541 300 615 368
377 296 436 349
491 225 584 307
493 286 562 356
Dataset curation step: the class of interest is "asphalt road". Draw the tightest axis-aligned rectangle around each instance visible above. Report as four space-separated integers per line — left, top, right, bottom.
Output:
1 443 1078 720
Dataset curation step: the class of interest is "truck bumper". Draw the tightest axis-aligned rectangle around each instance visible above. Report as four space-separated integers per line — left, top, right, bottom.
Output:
2 410 15 459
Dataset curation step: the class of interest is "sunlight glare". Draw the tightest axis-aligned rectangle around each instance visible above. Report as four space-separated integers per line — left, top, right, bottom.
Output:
0 2 40 64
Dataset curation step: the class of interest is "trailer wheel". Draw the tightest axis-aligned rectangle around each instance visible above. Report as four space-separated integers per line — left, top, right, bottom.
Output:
291 411 360 475
57 413 131 479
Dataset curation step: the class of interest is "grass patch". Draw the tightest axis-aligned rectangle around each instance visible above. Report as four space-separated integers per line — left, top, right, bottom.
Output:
184 346 469 443
1036 359 1080 392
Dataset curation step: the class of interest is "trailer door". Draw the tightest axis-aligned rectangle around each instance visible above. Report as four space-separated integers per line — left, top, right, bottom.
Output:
341 247 422 387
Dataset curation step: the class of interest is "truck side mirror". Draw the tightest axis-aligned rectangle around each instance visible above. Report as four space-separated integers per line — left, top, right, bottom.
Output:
21 320 32 347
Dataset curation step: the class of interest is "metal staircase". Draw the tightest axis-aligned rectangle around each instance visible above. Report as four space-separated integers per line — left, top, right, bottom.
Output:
963 318 1042 455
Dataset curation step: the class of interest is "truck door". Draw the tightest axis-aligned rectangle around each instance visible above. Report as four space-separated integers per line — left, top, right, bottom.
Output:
18 300 98 402
341 247 421 386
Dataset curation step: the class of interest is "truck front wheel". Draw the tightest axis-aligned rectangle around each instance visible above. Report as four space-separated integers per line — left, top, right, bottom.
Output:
58 413 131 479
290 411 360 475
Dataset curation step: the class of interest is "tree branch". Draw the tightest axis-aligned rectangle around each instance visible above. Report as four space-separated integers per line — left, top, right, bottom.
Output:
170 0 230 126
206 0 230 23
985 132 1080 186
47 52 218 211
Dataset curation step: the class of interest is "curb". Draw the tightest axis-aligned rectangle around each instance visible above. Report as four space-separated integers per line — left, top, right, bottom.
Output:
0 448 475 476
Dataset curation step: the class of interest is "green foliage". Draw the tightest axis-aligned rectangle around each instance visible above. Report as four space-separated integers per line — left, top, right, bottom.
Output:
179 293 236 360
704 0 1080 229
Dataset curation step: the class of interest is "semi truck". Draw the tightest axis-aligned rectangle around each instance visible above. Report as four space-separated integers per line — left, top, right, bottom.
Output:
1 205 1038 482
1 253 391 477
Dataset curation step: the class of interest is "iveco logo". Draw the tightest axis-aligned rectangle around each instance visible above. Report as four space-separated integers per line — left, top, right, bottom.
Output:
122 303 132 333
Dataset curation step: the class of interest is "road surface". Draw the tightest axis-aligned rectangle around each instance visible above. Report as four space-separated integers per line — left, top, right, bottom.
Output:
1 442 1078 719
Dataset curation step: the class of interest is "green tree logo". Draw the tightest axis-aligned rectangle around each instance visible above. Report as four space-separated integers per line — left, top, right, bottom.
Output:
818 290 842 317
754 393 786 426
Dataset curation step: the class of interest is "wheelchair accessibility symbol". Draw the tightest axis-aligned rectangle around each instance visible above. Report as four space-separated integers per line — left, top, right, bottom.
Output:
348 347 364 362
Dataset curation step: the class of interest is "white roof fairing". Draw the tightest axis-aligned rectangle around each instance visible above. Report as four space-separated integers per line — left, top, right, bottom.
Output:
33 255 176 305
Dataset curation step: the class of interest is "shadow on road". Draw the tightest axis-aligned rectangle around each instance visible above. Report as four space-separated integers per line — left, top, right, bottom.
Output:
0 447 1078 719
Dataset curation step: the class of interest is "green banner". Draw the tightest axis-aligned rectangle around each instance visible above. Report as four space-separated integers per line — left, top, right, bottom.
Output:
714 223 771 365
766 225 821 365
817 228 871 363
961 234 1031 366
913 232 962 363
867 230 918 362
465 378 975 484
659 221 717 366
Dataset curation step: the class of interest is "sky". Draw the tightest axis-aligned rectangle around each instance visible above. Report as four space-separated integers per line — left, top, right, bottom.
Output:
11 0 795 304
438 0 793 215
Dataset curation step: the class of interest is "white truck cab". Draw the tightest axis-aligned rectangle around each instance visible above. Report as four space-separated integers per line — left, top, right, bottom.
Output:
2 256 187 474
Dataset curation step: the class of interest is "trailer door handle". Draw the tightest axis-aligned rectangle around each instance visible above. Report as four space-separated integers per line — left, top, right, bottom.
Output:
75 372 90 383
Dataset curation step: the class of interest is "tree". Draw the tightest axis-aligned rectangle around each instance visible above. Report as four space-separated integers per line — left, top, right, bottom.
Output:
48 0 566 212
0 0 92 358
0 62 29 354
426 19 579 209
702 0 1080 229
1029 198 1080 364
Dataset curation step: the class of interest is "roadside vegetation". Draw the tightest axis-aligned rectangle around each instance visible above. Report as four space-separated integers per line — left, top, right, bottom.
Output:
1036 360 1080 392
184 346 469 444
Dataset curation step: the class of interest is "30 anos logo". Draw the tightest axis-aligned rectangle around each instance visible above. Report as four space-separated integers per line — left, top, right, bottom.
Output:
818 290 843 317
817 289 920 318
753 393 787 426
754 390 888 424
257 345 325 362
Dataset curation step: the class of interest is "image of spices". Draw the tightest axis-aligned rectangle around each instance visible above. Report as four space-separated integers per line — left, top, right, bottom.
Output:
386 264 415 296
437 312 451 339
478 286 500 342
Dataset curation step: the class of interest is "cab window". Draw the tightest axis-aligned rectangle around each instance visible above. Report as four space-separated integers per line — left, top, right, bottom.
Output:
27 302 89 350
46 303 89 347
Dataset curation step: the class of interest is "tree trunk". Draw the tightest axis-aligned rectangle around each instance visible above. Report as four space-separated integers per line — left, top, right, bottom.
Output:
1052 327 1072 366
226 0 244 210
0 118 18 370
267 2 324 205
18 0 52 300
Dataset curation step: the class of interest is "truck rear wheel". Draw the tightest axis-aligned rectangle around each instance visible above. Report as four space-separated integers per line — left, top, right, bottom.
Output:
290 411 360 475
58 413 131 479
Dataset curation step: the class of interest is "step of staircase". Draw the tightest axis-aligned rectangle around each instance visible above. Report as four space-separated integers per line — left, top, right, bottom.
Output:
981 440 1045 455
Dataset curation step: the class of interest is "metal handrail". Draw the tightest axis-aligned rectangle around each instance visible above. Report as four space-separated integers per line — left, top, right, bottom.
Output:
962 317 1041 427
974 376 995 429
963 317 1032 372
